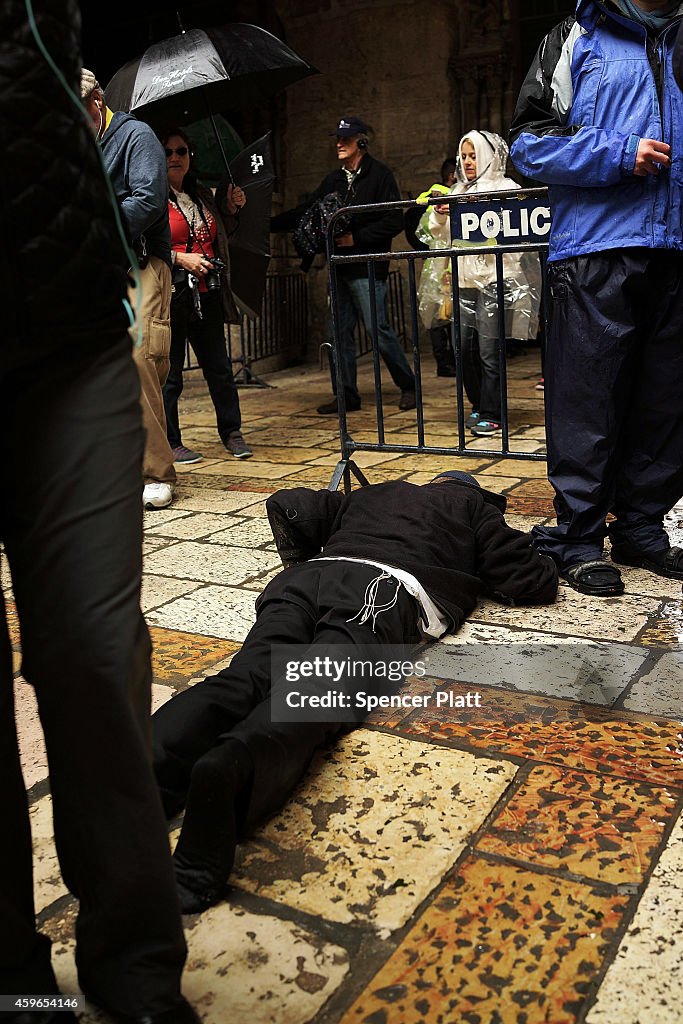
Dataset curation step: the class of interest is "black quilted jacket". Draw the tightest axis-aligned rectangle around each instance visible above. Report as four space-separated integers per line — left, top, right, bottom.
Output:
1 0 129 373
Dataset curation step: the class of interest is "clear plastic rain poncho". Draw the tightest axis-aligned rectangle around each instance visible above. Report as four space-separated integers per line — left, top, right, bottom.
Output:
417 131 541 341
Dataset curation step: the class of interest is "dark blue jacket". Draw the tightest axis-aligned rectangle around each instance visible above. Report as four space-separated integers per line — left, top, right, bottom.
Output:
101 111 171 266
510 1 683 261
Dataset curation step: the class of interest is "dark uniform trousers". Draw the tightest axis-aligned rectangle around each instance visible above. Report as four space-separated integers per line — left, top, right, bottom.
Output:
152 560 421 833
0 340 186 1015
532 248 683 567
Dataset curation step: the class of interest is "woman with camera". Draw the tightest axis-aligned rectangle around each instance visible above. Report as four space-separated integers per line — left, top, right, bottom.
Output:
161 128 252 461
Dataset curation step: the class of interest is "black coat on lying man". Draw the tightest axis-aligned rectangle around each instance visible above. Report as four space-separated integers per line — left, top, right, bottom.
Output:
152 472 558 913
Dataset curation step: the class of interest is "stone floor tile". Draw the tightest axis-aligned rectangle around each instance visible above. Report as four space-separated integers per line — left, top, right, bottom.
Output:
144 541 279 586
477 764 677 885
140 575 202 614
390 455 493 474
52 902 350 1024
172 489 267 514
205 518 276 548
143 535 176 555
184 904 349 1023
396 682 683 787
421 639 648 707
143 508 194 529
500 513 547 532
309 450 406 470
200 443 320 465
31 796 68 913
149 626 241 686
175 458 224 476
190 460 301 479
473 587 662 642
1 549 12 591
511 425 548 440
229 501 268 518
506 492 557 516
246 427 339 448
439 622 596 647
622 653 683 718
637 601 683 649
146 585 257 641
341 857 629 1024
3 597 21 645
610 564 683 600
15 676 48 790
145 512 245 540
233 729 516 933
586 812 683 1024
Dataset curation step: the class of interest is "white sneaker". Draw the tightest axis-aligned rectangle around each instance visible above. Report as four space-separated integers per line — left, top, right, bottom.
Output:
143 482 173 510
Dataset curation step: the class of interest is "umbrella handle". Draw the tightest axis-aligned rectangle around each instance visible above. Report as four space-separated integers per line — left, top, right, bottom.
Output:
207 108 236 188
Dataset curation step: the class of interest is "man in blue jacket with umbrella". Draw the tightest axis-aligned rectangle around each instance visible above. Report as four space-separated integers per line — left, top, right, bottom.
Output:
510 0 683 597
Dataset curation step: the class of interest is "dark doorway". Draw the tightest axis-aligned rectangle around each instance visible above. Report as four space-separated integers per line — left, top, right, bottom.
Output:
518 1 575 75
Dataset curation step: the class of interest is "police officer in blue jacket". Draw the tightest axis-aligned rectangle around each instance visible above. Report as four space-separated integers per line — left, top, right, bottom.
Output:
510 0 683 596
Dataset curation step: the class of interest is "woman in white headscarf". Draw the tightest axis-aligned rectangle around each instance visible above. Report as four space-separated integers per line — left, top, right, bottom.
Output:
418 130 540 436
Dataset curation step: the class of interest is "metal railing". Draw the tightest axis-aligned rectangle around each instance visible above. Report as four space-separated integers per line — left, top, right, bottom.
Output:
184 271 307 386
325 188 550 491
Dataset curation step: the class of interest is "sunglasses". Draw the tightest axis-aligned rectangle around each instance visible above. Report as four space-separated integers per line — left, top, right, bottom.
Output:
165 146 189 157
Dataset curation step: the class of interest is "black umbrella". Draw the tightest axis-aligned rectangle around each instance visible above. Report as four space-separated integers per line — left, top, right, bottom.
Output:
105 23 317 129
217 133 275 319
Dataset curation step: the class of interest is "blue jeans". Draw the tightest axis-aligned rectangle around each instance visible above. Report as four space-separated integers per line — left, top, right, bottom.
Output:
459 287 501 421
330 275 415 401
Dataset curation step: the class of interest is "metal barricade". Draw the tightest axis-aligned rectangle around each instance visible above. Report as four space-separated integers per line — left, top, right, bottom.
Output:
183 271 308 387
325 188 550 491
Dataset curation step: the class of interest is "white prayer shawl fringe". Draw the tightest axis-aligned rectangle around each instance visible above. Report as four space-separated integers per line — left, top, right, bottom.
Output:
346 571 402 632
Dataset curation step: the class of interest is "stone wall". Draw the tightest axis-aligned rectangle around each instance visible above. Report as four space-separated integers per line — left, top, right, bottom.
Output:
270 0 540 363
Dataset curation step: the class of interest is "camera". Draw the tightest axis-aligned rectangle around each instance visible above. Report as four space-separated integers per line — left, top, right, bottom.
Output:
204 257 225 291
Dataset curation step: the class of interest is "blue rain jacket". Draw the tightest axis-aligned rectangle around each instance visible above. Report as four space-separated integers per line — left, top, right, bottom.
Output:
510 1 683 261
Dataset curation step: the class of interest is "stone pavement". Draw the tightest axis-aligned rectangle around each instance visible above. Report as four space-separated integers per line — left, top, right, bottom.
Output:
9 350 683 1024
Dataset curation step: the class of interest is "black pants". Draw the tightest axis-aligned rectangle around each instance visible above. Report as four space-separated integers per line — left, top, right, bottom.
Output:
0 341 186 1014
532 249 683 567
428 324 456 373
163 289 241 448
152 561 420 833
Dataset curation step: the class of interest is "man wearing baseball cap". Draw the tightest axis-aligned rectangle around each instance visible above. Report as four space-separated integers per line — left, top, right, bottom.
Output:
271 116 417 414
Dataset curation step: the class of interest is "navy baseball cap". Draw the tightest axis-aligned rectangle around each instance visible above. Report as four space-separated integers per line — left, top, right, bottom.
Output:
330 116 369 137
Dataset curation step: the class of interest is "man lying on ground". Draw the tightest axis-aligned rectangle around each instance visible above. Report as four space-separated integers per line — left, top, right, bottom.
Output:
152 471 558 913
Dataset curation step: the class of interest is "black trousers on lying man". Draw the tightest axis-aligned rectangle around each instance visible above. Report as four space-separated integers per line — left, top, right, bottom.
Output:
152 472 558 912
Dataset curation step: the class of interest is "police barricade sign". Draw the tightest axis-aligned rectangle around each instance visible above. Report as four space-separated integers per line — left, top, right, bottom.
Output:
450 194 551 245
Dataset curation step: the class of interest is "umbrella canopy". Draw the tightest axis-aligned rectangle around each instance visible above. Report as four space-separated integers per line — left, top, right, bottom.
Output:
104 23 317 128
183 115 243 188
218 133 275 319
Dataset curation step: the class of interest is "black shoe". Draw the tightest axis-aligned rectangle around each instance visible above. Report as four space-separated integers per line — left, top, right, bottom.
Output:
436 365 457 377
173 740 253 914
316 395 361 415
398 389 416 411
560 560 624 597
610 543 683 580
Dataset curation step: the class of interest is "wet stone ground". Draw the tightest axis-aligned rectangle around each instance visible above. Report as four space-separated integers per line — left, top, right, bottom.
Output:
7 349 683 1023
